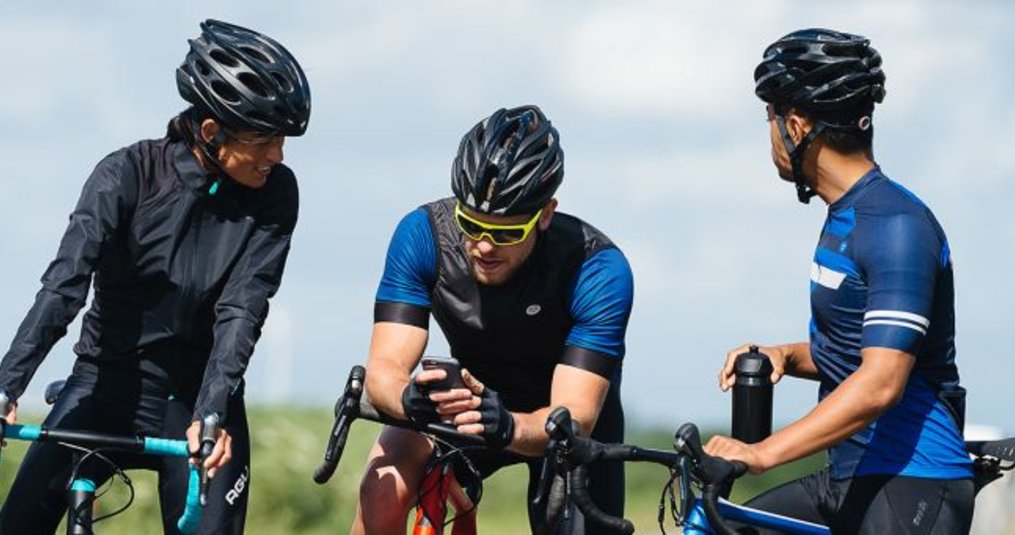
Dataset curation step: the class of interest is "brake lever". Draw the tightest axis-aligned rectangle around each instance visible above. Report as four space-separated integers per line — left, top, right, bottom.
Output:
197 414 220 507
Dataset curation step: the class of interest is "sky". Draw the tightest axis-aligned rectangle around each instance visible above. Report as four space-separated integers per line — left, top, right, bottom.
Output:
0 1 1012 434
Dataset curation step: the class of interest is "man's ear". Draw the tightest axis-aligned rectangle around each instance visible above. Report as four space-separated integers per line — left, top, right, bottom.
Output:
784 110 814 145
538 198 558 231
199 118 221 144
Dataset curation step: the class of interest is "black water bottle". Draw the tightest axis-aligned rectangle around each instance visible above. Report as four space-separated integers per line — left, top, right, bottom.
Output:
731 345 773 444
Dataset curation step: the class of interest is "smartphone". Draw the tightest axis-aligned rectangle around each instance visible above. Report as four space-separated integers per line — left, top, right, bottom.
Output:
421 356 466 391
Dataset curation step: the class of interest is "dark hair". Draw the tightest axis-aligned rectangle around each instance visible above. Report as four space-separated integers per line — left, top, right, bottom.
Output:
166 107 201 142
822 126 872 155
775 103 873 155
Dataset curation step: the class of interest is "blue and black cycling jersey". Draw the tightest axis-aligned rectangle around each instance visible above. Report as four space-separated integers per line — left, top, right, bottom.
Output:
374 197 634 412
809 167 971 480
374 197 634 527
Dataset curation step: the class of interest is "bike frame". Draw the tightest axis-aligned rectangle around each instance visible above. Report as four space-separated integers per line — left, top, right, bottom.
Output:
682 497 830 534
541 406 1015 535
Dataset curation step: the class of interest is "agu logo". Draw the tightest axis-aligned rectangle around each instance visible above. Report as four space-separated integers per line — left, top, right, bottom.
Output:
225 465 250 506
525 304 542 316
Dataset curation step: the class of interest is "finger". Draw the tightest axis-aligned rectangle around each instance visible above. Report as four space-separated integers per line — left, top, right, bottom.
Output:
453 410 483 426
436 398 480 415
770 363 785 385
428 387 473 403
415 369 447 385
460 369 485 395
720 344 750 390
219 436 233 469
456 423 484 435
186 422 201 455
205 435 227 471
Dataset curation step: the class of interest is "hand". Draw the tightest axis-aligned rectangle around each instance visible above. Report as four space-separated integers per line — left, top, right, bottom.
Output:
0 402 16 448
2 403 15 425
704 434 769 475
718 343 789 392
186 421 233 479
401 369 470 424
446 369 515 450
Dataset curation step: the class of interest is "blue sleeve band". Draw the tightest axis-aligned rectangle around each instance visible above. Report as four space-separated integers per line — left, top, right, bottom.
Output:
376 208 436 308
565 248 634 358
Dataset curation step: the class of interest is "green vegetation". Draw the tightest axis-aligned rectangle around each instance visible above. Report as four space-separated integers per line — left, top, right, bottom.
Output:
0 407 824 533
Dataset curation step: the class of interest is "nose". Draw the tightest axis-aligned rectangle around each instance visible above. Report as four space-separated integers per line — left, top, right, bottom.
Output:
475 237 497 254
265 138 284 165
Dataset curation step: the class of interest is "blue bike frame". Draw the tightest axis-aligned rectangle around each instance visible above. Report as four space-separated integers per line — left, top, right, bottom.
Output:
683 496 830 534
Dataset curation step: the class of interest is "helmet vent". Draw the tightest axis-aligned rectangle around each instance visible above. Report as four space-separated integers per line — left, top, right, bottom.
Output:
196 59 212 76
209 48 240 68
272 72 293 92
238 72 269 97
211 80 242 104
239 46 271 64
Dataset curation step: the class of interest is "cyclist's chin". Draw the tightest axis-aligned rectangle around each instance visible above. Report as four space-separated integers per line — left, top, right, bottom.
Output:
470 260 517 286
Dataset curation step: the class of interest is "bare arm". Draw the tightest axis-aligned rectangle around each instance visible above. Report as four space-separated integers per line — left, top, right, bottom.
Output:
509 364 611 457
364 321 429 419
707 346 914 473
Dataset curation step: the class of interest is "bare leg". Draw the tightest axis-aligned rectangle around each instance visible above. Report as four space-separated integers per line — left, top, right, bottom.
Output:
351 426 435 535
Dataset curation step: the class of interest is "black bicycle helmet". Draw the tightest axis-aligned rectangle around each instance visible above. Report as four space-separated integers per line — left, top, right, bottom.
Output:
451 105 564 216
755 28 885 129
177 19 311 136
754 28 885 203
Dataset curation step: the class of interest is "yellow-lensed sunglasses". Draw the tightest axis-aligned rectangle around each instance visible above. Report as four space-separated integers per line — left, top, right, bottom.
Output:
454 202 542 246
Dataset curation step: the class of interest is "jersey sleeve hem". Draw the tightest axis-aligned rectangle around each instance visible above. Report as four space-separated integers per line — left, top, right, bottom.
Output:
560 345 619 380
374 301 430 329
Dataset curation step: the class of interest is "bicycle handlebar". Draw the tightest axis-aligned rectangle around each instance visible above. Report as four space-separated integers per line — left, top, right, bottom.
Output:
314 365 488 486
1 421 203 534
313 365 365 484
540 406 747 535
966 437 1015 463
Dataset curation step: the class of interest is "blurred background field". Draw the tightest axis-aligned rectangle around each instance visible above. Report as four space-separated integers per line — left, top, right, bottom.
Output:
0 406 824 534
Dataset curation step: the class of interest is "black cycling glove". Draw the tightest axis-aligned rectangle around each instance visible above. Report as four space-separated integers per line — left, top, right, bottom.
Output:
477 386 515 450
401 379 440 425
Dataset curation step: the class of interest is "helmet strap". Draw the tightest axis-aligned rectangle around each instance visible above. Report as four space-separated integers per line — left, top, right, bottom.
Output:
189 117 233 196
775 115 825 204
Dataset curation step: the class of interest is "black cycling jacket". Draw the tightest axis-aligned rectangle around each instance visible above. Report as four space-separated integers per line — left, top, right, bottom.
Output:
0 137 298 423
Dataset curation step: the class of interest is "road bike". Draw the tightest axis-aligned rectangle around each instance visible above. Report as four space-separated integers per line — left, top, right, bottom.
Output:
314 365 582 535
0 382 215 535
537 406 1015 534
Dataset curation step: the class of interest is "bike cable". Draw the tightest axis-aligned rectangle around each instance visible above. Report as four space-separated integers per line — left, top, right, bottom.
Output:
63 444 135 524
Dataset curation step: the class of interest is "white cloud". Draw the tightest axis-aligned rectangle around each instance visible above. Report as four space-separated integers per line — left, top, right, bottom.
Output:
560 2 784 118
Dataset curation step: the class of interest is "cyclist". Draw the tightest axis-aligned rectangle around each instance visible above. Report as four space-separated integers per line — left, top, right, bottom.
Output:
0 19 309 534
352 105 634 533
707 29 974 533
